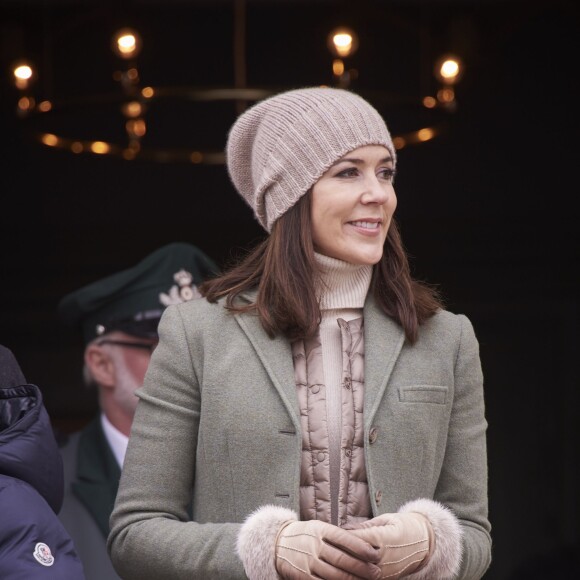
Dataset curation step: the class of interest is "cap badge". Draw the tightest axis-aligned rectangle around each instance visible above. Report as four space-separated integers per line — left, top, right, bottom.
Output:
33 542 55 566
159 269 201 306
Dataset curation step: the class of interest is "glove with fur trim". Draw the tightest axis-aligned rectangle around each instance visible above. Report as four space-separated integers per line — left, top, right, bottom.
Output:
276 518 382 580
348 499 463 580
237 504 381 580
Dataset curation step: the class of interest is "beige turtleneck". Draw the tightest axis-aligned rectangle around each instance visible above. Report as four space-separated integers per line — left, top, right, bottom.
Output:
315 253 372 524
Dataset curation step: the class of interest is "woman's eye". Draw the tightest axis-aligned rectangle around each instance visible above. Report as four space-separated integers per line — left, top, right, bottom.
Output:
379 168 396 181
336 167 358 178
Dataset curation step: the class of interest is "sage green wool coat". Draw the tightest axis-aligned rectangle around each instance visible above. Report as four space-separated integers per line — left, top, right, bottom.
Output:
108 294 491 579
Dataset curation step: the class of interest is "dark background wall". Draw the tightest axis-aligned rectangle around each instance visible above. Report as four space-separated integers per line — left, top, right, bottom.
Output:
0 1 578 578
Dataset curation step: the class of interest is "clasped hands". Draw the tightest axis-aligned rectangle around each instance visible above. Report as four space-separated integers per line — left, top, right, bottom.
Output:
275 512 433 580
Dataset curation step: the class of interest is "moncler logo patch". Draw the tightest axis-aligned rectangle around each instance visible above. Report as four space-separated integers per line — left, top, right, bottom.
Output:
33 542 55 566
159 269 201 306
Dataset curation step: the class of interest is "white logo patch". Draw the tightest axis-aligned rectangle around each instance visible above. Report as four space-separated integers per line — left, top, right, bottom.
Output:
159 269 201 306
33 542 55 566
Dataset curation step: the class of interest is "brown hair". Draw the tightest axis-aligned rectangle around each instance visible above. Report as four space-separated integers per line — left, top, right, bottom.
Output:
201 193 442 344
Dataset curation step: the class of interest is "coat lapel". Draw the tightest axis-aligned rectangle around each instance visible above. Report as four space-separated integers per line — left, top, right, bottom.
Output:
363 295 406 428
232 292 405 430
234 292 300 428
72 418 121 538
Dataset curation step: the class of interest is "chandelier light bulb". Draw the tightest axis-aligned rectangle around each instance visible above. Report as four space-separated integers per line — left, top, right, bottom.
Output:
13 62 35 90
328 27 358 58
417 127 435 142
122 101 143 118
112 29 142 59
41 133 59 147
14 65 32 80
435 54 463 85
9 15 455 162
332 59 345 77
440 60 459 79
118 34 137 55
91 141 111 154
334 33 352 54
422 96 437 109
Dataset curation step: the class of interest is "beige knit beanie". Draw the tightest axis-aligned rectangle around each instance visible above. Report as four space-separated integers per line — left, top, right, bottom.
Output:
226 87 396 232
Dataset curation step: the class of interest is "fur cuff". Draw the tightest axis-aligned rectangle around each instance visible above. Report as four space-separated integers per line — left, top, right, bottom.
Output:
399 498 463 580
236 504 299 580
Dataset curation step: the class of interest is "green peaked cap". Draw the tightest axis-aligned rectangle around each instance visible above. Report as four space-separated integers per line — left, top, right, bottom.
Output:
58 242 218 343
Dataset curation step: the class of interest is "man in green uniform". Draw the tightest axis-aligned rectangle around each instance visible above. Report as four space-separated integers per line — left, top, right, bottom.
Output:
57 242 217 580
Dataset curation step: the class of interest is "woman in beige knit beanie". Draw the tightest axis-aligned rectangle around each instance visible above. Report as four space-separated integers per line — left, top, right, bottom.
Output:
109 88 491 580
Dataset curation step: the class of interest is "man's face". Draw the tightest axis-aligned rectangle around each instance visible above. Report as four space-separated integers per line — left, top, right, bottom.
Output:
102 331 157 420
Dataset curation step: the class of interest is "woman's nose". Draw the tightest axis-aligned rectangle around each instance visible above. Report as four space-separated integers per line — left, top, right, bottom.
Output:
362 175 390 204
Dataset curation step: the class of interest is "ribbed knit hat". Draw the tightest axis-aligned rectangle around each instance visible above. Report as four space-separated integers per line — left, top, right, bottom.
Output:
226 87 396 232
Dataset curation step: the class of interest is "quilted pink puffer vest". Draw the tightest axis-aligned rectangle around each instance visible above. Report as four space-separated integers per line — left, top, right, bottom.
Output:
291 317 371 527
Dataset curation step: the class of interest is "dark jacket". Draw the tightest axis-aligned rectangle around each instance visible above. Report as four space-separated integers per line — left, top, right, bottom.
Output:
0 345 85 579
59 417 122 580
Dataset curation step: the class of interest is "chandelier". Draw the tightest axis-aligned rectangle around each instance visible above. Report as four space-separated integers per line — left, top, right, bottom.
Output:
10 3 464 164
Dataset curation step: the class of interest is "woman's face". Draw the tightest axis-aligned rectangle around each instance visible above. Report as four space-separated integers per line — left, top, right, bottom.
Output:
311 144 397 265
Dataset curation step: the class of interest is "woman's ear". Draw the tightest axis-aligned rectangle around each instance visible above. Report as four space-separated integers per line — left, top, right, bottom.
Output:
84 343 116 388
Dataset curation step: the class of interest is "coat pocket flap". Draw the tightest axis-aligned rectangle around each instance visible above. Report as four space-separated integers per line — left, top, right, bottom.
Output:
398 385 448 404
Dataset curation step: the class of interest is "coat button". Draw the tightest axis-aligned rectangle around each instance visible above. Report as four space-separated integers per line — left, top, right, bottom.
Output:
344 448 352 457
369 427 378 444
343 376 351 390
375 489 383 505
317 452 325 462
311 384 321 394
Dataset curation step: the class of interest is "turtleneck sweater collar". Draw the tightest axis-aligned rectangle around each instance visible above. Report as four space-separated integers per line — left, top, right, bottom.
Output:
315 253 373 311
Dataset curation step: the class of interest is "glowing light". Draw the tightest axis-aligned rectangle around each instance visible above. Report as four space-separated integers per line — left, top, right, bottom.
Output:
122 101 142 118
142 87 155 98
112 29 142 59
18 97 33 111
13 63 34 90
417 128 435 142
334 34 352 55
91 141 110 154
71 142 83 153
422 96 437 109
328 28 358 58
127 68 139 81
190 152 203 164
126 119 146 137
333 59 345 76
14 65 32 80
38 100 52 112
440 60 459 80
393 137 406 150
435 55 463 85
437 87 455 103
119 35 136 52
41 134 59 147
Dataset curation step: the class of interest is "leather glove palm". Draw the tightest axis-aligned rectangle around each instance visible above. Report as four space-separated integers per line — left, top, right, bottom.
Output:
275 519 382 580
347 513 434 579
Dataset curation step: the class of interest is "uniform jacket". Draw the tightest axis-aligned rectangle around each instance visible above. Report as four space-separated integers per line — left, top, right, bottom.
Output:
109 293 492 579
59 417 121 580
0 383 86 579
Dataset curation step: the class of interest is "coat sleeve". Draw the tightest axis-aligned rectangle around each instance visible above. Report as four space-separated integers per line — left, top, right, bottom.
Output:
436 314 492 579
107 304 248 580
